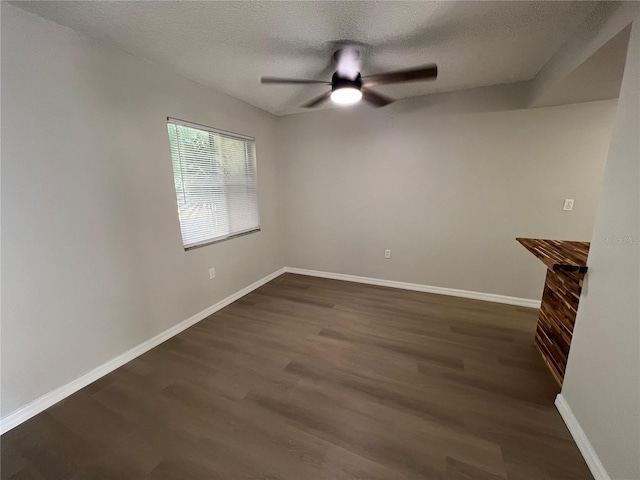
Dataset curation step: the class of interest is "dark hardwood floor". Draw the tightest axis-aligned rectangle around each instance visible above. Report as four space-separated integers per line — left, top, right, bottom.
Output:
1 273 592 479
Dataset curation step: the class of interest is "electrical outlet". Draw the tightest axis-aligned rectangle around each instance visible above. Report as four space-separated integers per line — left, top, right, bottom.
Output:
563 199 575 211
384 249 391 259
209 268 216 279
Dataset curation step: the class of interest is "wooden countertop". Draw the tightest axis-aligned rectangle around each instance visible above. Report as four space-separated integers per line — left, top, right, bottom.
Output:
516 238 590 273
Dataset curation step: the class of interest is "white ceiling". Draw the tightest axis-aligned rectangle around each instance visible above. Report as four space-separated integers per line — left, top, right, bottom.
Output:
13 1 603 116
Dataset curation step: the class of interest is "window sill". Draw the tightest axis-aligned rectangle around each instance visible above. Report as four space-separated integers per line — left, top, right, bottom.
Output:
183 227 261 251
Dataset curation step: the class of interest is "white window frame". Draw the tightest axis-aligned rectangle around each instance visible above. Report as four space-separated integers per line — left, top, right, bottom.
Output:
167 117 260 250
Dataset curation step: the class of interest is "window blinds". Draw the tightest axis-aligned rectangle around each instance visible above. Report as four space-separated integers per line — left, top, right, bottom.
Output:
167 118 260 250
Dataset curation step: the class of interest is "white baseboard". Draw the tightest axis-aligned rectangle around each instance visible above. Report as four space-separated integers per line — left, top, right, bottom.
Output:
285 267 541 309
1 266 538 434
0 267 287 435
555 394 610 480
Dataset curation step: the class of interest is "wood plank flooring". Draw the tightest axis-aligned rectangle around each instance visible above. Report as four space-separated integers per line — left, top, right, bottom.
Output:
1 273 592 479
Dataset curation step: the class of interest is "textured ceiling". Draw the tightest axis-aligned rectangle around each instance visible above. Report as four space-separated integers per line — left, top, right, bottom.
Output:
13 1 602 115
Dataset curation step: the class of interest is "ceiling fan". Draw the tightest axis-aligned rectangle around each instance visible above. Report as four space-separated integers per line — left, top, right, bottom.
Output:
261 46 438 108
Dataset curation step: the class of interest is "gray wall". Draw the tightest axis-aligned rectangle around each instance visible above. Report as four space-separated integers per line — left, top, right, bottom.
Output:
1 5 282 416
562 18 640 480
278 90 616 300
2 11 634 477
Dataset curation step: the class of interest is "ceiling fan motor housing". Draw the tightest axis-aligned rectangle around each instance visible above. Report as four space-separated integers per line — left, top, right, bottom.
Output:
331 72 362 92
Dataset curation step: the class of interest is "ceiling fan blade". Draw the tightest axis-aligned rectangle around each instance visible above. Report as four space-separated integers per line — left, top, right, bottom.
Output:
261 76 330 85
301 91 332 108
362 88 394 108
362 64 438 87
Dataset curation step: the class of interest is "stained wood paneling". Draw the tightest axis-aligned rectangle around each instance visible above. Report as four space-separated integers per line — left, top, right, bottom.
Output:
517 238 589 386
516 238 589 273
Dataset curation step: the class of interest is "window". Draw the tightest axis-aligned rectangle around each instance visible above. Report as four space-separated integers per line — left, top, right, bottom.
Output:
167 118 260 250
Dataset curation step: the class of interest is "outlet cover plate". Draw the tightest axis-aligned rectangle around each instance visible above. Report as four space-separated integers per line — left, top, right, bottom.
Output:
563 199 575 211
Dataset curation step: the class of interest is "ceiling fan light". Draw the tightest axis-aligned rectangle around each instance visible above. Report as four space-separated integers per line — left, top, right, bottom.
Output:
330 87 362 105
